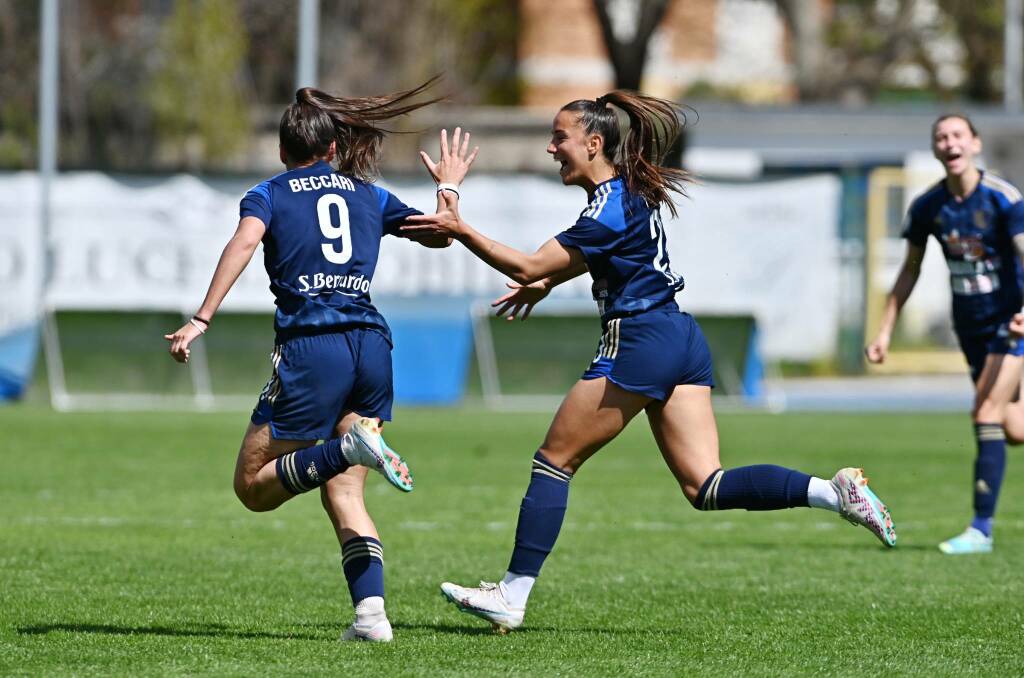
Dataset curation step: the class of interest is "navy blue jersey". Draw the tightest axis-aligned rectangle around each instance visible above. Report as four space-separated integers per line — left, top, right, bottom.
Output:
240 161 420 342
902 171 1024 336
555 178 684 323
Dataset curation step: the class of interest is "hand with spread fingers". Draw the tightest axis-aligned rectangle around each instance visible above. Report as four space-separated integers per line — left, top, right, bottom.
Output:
419 126 478 187
492 281 550 321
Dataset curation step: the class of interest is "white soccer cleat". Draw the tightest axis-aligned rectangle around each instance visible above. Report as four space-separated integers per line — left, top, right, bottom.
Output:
339 618 393 642
938 526 993 555
440 581 525 633
831 467 897 547
345 418 413 492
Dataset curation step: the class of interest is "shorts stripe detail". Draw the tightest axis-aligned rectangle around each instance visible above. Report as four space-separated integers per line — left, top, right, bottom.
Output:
598 319 621 360
532 456 572 483
701 469 724 511
259 345 284 404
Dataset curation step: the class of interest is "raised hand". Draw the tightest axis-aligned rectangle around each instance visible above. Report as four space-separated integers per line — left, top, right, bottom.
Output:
492 281 551 321
419 127 479 187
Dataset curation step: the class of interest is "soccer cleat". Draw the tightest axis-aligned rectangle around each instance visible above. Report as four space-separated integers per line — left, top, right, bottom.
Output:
346 418 414 492
938 527 993 555
339 618 393 642
830 467 897 547
440 581 525 633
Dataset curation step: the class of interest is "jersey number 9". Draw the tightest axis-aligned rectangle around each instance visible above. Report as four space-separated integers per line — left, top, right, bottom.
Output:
317 194 353 264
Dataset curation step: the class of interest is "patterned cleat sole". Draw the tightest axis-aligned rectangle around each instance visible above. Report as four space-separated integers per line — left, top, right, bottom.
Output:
834 467 897 548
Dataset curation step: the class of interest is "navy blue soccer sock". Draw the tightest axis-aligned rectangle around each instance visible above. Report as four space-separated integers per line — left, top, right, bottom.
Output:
507 452 572 577
971 423 1006 537
696 465 811 511
275 437 351 495
341 536 385 605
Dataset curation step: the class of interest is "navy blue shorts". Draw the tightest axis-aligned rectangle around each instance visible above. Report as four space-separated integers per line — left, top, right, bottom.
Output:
251 329 393 440
957 326 1024 383
582 310 714 400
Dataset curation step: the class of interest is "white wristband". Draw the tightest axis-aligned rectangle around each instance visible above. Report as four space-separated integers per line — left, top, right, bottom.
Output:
436 182 460 197
189 318 207 334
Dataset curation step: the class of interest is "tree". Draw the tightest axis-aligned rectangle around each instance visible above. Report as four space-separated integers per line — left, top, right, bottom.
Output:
775 0 827 100
148 0 251 168
591 0 672 90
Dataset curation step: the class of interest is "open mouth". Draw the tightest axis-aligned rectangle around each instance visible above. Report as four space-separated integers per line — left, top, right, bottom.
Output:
556 158 568 175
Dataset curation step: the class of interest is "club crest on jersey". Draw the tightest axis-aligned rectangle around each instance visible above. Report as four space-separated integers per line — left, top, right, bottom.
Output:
973 209 990 230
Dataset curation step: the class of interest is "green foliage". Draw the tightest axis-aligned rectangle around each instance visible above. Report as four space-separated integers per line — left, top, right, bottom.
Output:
1 406 1022 674
435 0 521 105
149 0 251 165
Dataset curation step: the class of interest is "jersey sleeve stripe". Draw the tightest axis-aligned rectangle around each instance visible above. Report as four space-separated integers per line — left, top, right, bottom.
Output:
584 183 612 219
982 174 1023 203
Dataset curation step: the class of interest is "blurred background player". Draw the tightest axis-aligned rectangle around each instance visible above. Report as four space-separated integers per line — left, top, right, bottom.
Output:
404 91 896 633
163 81 476 640
866 114 1024 555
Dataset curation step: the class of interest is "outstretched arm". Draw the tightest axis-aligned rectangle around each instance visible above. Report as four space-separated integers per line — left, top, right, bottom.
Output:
164 216 266 363
401 192 585 284
865 241 925 364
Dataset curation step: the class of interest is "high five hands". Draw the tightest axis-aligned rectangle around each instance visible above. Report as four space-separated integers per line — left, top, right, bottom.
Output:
403 128 478 241
418 127 478 186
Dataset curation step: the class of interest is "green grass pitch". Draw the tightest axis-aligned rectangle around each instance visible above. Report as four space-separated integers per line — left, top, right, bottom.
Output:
1 406 1022 676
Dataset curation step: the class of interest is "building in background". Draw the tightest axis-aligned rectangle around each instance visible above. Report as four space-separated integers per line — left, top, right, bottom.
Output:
519 0 792 106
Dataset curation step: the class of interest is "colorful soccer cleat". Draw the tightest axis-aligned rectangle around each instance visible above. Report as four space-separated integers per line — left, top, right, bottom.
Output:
346 417 414 492
938 527 992 555
440 581 525 633
339 618 393 642
830 467 896 547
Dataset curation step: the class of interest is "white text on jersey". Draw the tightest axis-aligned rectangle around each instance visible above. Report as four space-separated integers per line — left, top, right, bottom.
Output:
289 174 355 193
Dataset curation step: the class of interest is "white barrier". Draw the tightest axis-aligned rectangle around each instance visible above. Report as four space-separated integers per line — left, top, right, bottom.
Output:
3 171 843 360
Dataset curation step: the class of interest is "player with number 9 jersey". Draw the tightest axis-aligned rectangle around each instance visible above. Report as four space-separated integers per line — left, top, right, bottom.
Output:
163 80 477 642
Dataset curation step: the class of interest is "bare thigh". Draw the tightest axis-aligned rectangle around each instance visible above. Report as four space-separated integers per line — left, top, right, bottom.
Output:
539 377 652 473
973 353 1024 424
645 384 721 505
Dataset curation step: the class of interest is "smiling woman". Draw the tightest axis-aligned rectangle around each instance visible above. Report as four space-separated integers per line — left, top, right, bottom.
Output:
867 114 1024 555
404 90 898 634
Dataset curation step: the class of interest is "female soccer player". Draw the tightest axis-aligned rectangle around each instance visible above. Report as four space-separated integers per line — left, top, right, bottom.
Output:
403 91 896 633
866 114 1024 555
163 83 477 640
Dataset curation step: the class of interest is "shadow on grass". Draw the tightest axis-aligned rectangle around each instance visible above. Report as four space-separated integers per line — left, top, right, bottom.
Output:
17 623 323 641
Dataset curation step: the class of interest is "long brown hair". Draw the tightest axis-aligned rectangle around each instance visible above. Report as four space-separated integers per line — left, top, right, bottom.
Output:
561 91 692 217
280 76 443 181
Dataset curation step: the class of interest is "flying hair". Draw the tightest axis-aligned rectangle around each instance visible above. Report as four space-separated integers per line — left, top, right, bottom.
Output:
280 76 444 181
561 91 693 217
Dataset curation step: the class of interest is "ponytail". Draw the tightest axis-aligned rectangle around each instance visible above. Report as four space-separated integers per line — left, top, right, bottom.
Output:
561 91 693 217
280 76 443 181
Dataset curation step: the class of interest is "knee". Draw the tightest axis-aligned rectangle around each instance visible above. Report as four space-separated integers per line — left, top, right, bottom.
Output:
234 479 272 513
684 469 721 510
682 483 702 509
537 446 581 475
973 398 1005 424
